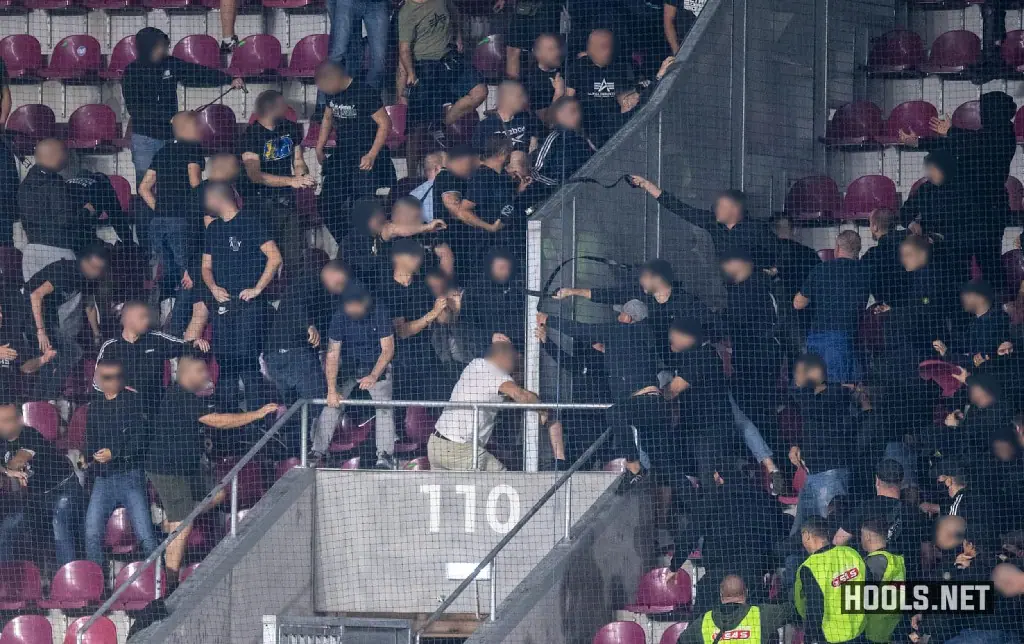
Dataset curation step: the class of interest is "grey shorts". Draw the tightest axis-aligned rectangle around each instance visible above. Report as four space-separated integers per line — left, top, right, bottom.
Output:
148 471 212 523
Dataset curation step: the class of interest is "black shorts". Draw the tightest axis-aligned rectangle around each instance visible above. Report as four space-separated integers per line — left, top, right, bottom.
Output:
506 1 563 50
409 58 483 124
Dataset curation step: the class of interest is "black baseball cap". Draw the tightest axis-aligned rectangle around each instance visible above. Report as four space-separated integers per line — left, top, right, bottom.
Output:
641 258 674 285
874 458 904 485
341 284 370 304
959 280 995 303
446 144 476 160
670 317 704 341
719 246 753 264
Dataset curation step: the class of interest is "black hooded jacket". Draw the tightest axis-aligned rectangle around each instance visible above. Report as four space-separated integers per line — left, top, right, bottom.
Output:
122 28 232 141
919 91 1017 229
900 150 960 239
461 248 526 349
18 165 90 250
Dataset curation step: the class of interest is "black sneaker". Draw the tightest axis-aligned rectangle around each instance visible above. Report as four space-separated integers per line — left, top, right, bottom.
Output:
375 452 397 470
307 450 325 468
220 35 239 54
768 469 787 497
616 467 647 493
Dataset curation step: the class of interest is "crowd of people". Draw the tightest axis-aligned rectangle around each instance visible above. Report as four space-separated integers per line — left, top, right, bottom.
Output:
0 1 1020 642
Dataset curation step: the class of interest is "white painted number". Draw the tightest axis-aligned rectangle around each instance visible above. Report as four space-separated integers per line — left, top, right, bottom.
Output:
455 485 477 533
420 484 441 533
419 485 522 534
486 485 520 534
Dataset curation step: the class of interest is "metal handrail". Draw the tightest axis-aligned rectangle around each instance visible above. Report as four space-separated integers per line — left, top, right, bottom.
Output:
76 401 307 643
412 426 615 642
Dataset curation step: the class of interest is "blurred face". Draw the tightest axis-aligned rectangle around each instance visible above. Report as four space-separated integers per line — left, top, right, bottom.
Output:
587 31 613 66
447 156 475 178
393 253 423 274
800 530 818 554
264 96 288 123
490 258 512 282
960 292 987 314
368 212 387 235
936 517 966 551
993 564 1024 597
499 84 528 113
638 272 655 293
177 359 210 391
343 297 370 319
392 202 422 226
316 70 345 95
993 439 1017 462
860 528 883 552
426 273 448 297
121 305 151 334
669 329 696 352
533 35 562 68
80 256 107 280
794 362 823 388
174 116 200 142
150 40 169 63
714 196 742 224
969 385 995 408
721 259 752 284
900 244 928 272
0 405 21 439
925 163 945 186
555 101 582 130
321 267 349 295
491 350 517 374
95 365 124 395
773 218 792 239
209 155 239 181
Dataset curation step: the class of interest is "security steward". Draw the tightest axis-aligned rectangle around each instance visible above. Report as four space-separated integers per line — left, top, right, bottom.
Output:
860 518 906 644
676 574 791 643
795 517 867 643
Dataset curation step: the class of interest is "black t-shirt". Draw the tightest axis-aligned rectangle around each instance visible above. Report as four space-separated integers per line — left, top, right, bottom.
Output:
324 80 384 157
149 140 206 218
472 111 542 153
328 303 394 378
146 385 217 476
800 257 872 334
203 210 272 296
239 120 304 204
379 276 434 364
521 64 560 112
665 343 732 430
24 260 89 332
3 426 71 496
565 57 635 132
431 168 468 224
0 60 8 92
839 495 929 564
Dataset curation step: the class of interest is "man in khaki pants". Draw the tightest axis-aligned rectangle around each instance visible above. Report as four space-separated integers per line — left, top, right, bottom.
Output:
429 342 540 471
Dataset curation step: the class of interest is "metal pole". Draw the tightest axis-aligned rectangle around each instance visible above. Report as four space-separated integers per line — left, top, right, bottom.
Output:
563 474 573 542
230 475 239 537
489 559 497 622
471 405 480 470
300 401 309 468
154 554 162 599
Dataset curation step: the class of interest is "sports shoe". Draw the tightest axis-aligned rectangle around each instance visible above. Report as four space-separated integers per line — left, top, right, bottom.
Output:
375 452 397 470
306 450 325 468
768 469 788 497
220 35 239 54
616 466 647 493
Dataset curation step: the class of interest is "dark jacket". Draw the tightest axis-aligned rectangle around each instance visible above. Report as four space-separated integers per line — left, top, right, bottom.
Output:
861 230 907 306
545 315 660 399
122 28 232 141
85 390 148 474
18 165 90 250
900 151 960 238
657 191 775 269
531 127 593 186
461 249 526 349
771 237 821 299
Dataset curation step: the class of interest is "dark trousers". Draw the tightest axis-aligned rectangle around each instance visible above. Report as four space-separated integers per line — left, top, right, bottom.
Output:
319 152 396 244
0 480 86 566
149 217 189 297
253 197 307 273
606 392 671 468
212 299 269 412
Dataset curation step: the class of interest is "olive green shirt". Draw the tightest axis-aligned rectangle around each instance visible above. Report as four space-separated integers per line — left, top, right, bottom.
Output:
398 0 452 61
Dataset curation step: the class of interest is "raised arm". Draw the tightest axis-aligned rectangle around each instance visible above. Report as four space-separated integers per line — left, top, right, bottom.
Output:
200 404 278 430
630 175 715 229
393 297 446 339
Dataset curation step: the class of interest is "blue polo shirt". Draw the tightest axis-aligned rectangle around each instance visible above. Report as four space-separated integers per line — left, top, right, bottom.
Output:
328 303 394 378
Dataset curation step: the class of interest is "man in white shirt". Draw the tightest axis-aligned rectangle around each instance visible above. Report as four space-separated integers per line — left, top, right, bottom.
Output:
429 342 539 471
409 150 446 222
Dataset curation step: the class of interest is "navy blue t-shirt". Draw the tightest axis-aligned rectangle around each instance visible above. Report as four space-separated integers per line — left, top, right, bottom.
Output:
328 303 394 378
800 257 871 334
203 210 272 296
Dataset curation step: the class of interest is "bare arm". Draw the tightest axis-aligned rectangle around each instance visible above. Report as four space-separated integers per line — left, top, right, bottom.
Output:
182 301 209 342
201 254 217 292
382 220 441 241
454 199 500 232
663 4 680 54
0 86 10 128
240 240 282 298
242 153 305 188
325 340 341 397
29 281 53 335
394 298 445 339
138 170 158 211
199 406 276 429
435 243 455 276
187 163 203 188
368 336 396 380
663 375 689 401
399 41 416 82
316 109 333 161
833 527 852 546
498 381 540 404
365 107 391 161
85 299 101 342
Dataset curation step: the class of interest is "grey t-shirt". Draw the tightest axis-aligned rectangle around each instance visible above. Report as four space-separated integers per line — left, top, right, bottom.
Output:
398 0 451 61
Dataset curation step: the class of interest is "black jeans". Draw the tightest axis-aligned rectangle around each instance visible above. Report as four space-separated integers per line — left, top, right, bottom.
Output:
319 151 396 244
606 392 672 468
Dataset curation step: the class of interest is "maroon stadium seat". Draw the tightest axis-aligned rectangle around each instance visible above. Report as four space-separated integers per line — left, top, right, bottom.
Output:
385 103 407 150
186 514 222 551
84 0 137 8
21 402 58 441
472 34 505 79
38 561 104 609
275 457 302 479
108 174 133 213
951 100 981 131
919 30 980 75
918 360 965 397
280 33 327 81
842 175 899 219
877 100 939 145
99 35 136 80
301 121 335 149
213 458 265 507
624 567 692 613
866 29 925 77
0 35 42 80
172 35 224 82
1007 176 1024 212
659 623 688 644
0 561 42 610
142 0 197 8
226 34 282 77
109 561 162 610
41 35 102 80
1002 29 1024 71
907 0 965 7
328 414 373 453
5 104 55 154
823 101 883 147
785 175 842 221
395 406 433 453
59 404 88 451
263 0 320 8
63 616 117 644
337 456 360 469
402 457 430 470
104 507 137 555
593 622 646 644
179 562 200 583
67 104 121 150
0 615 52 644
196 104 239 154
1015 106 1024 143
1002 248 1024 294
23 0 80 10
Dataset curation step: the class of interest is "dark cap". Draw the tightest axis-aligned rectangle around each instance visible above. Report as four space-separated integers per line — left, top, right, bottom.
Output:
959 280 995 303
390 238 425 259
874 458 904 485
341 283 370 304
670 317 704 341
967 372 1002 399
641 258 674 285
719 246 753 264
446 144 477 160
935 458 970 482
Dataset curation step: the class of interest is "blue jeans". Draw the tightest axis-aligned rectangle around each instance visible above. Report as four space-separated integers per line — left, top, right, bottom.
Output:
789 468 849 536
806 330 861 383
729 393 773 463
0 482 86 566
130 134 165 185
149 217 189 294
326 0 389 87
85 470 159 567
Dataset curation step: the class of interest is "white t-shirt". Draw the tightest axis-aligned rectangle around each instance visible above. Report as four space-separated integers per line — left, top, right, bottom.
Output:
435 358 513 445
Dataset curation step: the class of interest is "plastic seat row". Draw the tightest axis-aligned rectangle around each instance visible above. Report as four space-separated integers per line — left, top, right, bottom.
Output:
786 173 1024 221
829 99 1024 147
2 614 117 644
0 559 157 611
869 28 1024 78
594 622 686 644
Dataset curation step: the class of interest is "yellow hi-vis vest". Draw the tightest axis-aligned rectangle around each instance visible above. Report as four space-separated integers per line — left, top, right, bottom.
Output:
700 605 762 642
794 545 866 643
863 550 906 643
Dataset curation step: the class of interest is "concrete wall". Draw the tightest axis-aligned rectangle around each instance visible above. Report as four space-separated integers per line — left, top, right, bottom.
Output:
464 487 657 644
132 468 317 644
313 470 619 614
